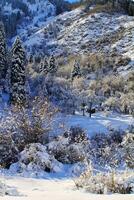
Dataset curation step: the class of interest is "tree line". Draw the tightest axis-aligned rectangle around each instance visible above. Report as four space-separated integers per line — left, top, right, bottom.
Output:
80 0 134 15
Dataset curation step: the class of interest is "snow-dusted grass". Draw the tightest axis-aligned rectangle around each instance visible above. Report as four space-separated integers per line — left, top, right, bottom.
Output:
74 168 134 194
1 176 134 200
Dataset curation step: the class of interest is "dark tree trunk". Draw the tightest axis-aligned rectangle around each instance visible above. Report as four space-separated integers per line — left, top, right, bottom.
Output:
82 109 85 116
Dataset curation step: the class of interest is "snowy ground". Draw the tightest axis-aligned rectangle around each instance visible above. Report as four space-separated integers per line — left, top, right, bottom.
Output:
53 112 134 137
1 176 134 200
0 107 133 199
0 111 133 199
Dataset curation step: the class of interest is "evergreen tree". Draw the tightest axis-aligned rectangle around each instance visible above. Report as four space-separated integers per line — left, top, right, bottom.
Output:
38 57 49 74
71 60 81 80
48 55 57 74
29 54 33 63
39 62 43 73
43 57 49 75
10 36 26 105
0 21 7 81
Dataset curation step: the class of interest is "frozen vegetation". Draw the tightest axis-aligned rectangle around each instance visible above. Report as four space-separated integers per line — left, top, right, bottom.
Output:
0 0 134 199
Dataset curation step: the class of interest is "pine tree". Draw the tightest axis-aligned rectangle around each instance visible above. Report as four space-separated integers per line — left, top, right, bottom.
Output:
0 21 7 81
38 57 49 74
39 62 43 73
48 55 57 74
10 36 26 105
71 60 81 80
29 54 33 63
43 57 49 75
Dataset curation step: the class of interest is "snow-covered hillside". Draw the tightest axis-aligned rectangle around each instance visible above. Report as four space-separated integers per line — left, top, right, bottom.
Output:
3 1 134 76
12 6 132 75
2 0 56 39
23 7 134 58
16 0 56 39
3 0 55 16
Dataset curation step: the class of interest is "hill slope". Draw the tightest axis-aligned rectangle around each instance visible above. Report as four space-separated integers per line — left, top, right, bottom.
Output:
1 0 56 37
20 7 134 76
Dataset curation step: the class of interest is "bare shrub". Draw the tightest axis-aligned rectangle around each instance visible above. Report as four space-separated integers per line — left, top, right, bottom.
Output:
90 132 124 168
0 97 57 168
69 126 88 143
13 97 57 151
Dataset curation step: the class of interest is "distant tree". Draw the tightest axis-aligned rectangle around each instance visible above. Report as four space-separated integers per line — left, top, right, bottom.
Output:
39 62 44 73
10 36 26 106
43 57 49 75
81 101 86 116
86 101 94 118
29 54 33 63
128 1 134 16
72 99 76 115
48 55 58 74
0 21 7 81
71 60 81 80
49 0 70 15
34 55 41 63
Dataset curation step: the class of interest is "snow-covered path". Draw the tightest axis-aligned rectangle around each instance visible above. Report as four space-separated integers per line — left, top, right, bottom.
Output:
1 177 134 200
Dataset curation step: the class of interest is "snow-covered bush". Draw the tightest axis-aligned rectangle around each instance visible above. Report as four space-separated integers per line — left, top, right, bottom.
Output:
89 131 124 167
48 129 89 164
74 168 134 194
15 97 57 149
67 144 86 164
0 133 18 168
109 130 124 143
0 97 57 168
88 127 134 169
10 143 63 175
69 126 88 143
122 132 134 168
47 135 69 163
20 98 55 145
